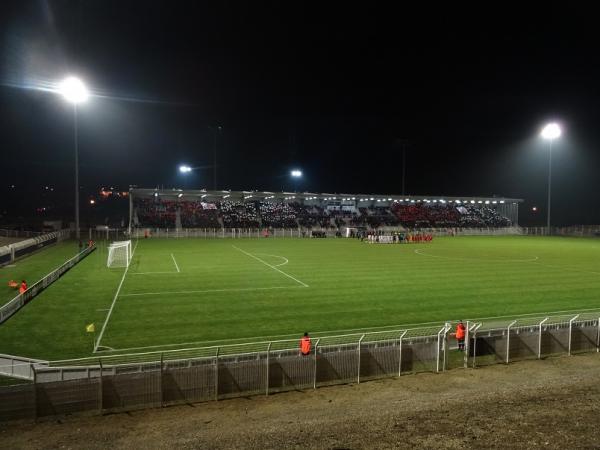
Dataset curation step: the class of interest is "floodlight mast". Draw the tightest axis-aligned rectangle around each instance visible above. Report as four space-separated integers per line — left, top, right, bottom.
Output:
58 76 89 240
290 169 302 192
540 123 562 234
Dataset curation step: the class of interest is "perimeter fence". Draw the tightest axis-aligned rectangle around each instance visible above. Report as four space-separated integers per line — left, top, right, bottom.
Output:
0 230 70 267
0 244 96 324
1 310 599 421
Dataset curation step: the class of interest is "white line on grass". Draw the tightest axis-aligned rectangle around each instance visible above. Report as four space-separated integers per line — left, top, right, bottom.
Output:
93 240 138 353
119 285 305 297
103 306 600 354
171 253 180 273
130 271 179 275
254 253 289 267
232 245 308 287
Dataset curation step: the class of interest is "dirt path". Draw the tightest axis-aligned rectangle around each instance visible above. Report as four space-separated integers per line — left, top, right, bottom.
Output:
2 354 600 449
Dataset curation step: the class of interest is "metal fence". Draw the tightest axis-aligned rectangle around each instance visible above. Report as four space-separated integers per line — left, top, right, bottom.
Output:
0 229 44 239
0 230 70 267
1 310 599 421
87 226 524 242
521 225 600 237
0 244 96 324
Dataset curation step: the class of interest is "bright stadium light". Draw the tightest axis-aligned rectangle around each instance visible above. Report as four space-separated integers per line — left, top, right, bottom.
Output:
540 122 563 233
541 123 561 140
291 169 302 177
179 165 193 173
58 76 89 104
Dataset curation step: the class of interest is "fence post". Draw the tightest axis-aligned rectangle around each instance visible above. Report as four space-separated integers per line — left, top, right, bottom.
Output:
506 320 517 364
160 353 164 407
398 330 407 376
313 338 320 389
436 326 445 373
471 324 482 369
597 317 600 353
31 364 37 421
357 334 365 383
214 347 220 401
568 315 579 356
265 342 271 396
538 318 549 359
464 321 469 369
443 323 451 371
99 359 103 414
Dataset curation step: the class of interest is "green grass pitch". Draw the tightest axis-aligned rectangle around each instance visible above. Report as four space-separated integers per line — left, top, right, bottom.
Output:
0 242 80 306
1 235 600 361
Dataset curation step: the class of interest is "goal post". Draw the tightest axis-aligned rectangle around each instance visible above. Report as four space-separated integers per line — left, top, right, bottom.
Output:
107 240 132 268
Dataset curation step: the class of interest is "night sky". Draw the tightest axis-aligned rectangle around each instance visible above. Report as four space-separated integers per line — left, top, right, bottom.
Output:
1 2 599 226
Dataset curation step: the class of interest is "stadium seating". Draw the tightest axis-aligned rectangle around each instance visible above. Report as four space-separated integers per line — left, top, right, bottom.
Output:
132 198 512 230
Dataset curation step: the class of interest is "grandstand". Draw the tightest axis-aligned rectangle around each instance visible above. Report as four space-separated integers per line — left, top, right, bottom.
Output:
129 189 521 232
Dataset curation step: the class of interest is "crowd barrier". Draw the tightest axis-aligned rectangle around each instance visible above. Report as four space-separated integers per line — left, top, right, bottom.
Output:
86 226 523 241
0 230 70 267
522 225 600 237
0 245 96 324
1 310 599 422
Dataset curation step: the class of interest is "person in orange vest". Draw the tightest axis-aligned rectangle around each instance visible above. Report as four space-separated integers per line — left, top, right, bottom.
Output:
455 321 466 351
19 280 27 294
299 332 311 356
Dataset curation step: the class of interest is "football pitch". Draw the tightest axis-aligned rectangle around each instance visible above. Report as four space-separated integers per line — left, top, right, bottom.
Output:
1 235 600 361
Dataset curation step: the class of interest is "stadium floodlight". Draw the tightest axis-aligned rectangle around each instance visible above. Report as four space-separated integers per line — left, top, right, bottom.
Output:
291 169 302 177
179 165 193 173
58 76 89 104
540 122 562 232
58 76 89 241
541 123 561 140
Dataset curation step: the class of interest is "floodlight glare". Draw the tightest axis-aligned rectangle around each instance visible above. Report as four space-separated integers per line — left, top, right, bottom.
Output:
291 169 302 177
179 165 192 173
58 77 89 104
541 123 561 140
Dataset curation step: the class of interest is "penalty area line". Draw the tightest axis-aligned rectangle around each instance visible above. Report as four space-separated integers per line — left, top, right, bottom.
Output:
232 245 308 287
119 285 306 297
171 253 180 273
93 240 138 353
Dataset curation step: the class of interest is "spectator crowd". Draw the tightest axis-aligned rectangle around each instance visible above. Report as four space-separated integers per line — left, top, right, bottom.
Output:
133 198 512 230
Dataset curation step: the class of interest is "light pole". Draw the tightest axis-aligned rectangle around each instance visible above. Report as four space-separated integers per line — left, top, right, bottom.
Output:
58 77 89 240
290 169 302 192
540 122 561 234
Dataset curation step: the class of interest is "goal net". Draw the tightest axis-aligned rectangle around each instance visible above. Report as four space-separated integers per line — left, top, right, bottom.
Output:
107 240 132 268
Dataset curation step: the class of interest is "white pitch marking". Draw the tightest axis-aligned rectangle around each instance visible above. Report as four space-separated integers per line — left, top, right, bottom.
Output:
232 245 308 287
254 253 289 267
171 253 180 273
119 285 306 297
130 271 179 275
93 241 138 352
414 248 539 263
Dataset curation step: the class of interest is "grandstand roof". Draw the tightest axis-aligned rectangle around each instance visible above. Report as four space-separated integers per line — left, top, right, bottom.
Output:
130 188 523 205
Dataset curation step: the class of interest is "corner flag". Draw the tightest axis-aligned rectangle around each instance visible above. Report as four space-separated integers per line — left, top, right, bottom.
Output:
86 323 95 333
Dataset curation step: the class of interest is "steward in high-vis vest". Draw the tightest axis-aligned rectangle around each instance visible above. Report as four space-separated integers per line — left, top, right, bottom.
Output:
455 321 466 351
300 332 311 356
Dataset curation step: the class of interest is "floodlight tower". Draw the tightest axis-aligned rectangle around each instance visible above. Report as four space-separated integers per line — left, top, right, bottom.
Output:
540 122 561 234
58 77 89 240
290 169 302 192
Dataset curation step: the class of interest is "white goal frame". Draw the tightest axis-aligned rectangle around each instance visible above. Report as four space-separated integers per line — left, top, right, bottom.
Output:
107 240 133 268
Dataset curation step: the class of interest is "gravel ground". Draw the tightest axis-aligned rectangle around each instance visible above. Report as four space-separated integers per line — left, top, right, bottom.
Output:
2 353 600 449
